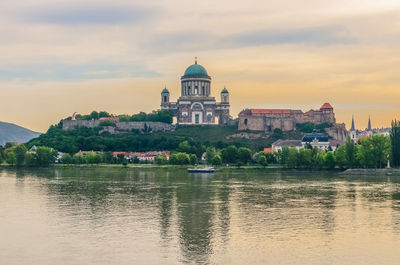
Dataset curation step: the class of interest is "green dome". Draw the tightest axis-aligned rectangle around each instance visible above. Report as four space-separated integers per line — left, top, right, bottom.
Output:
184 63 208 76
161 88 169 94
221 88 229 93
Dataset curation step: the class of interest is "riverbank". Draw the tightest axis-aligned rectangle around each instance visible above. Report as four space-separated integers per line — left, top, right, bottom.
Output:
340 168 400 176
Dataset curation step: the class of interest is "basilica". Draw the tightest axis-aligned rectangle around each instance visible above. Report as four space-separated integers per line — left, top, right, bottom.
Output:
161 60 230 125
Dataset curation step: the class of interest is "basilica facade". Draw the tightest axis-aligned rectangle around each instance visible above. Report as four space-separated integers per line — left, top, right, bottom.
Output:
161 60 230 125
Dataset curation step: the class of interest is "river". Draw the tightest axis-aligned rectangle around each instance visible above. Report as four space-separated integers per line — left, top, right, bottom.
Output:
1 167 400 264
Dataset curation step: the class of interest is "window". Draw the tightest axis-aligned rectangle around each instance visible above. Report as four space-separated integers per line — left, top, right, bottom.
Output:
244 119 248 126
164 96 167 102
194 86 198 94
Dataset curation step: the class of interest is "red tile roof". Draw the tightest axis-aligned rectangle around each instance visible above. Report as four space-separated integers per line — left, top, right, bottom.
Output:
263 148 273 153
320 103 333 109
250 109 292 114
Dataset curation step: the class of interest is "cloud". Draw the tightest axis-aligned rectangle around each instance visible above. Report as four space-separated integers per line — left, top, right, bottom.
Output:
226 25 354 47
0 62 161 81
143 24 354 55
22 4 156 25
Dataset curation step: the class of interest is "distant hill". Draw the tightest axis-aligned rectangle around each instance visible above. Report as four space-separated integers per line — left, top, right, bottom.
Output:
0 121 41 146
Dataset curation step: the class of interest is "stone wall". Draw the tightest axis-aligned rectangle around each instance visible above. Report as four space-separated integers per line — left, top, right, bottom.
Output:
62 120 175 133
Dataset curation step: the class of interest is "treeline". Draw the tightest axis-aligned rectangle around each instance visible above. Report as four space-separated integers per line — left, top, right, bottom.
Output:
72 110 173 124
279 134 390 169
0 144 57 166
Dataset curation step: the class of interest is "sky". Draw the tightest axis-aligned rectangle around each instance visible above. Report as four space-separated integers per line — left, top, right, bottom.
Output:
1 0 400 132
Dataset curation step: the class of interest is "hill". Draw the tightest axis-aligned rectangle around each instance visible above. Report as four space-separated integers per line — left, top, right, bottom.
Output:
27 123 303 153
0 121 41 146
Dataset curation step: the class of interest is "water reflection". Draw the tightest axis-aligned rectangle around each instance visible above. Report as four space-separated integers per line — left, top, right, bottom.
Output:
2 168 400 264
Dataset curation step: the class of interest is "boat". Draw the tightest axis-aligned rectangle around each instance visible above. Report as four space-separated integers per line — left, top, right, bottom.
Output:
187 167 215 173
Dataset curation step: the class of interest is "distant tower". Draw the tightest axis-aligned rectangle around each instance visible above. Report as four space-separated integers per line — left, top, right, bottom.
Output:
350 115 355 131
350 115 357 141
161 87 170 108
367 115 372 131
221 87 229 104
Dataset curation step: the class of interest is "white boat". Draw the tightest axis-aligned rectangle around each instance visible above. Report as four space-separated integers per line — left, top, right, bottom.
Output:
187 167 215 173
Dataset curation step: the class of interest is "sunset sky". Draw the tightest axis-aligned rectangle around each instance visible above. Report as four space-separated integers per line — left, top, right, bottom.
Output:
1 0 400 132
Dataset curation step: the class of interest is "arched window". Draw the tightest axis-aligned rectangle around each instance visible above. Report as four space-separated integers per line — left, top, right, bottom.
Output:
194 86 198 94
164 95 167 102
244 118 248 126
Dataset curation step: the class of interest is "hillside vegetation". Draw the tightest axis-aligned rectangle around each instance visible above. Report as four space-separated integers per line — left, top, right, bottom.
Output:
27 123 303 153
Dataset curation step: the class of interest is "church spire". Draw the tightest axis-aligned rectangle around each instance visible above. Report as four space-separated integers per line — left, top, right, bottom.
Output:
350 115 355 131
368 115 372 131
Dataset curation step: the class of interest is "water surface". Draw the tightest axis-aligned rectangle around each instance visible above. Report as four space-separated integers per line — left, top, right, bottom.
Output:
1 167 400 265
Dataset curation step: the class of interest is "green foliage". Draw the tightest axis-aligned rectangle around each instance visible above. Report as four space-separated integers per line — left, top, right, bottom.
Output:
24 152 37 166
297 122 315 133
212 155 222 166
258 155 268 167
324 151 336 169
6 151 16 165
237 147 252 165
189 154 198 165
155 154 168 165
286 148 298 169
221 145 238 164
0 146 5 163
14 144 27 166
296 122 332 133
130 109 173 124
61 153 73 164
205 147 217 165
73 154 85 164
169 152 190 165
178 141 192 153
103 152 115 164
86 152 103 164
357 135 390 168
35 146 58 166
391 120 400 167
297 148 312 169
76 111 111 120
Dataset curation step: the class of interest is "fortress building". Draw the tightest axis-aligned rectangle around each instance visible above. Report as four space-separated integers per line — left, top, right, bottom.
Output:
238 103 336 132
161 60 230 125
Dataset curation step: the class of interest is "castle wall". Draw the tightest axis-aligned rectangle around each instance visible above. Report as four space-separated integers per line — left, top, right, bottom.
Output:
62 120 175 133
238 106 337 133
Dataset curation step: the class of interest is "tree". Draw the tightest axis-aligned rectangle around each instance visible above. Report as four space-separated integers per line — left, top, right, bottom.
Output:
279 147 290 167
35 146 58 166
24 152 37 166
344 137 357 168
6 151 16 165
14 144 27 166
212 155 222 166
176 153 190 165
205 147 217 165
178 141 192 153
189 154 198 165
324 151 336 169
335 145 347 169
103 151 115 164
237 147 252 165
221 145 238 164
258 155 268 167
391 120 400 167
61 153 73 164
0 146 5 164
297 148 312 168
155 154 168 165
73 154 85 164
287 148 298 169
